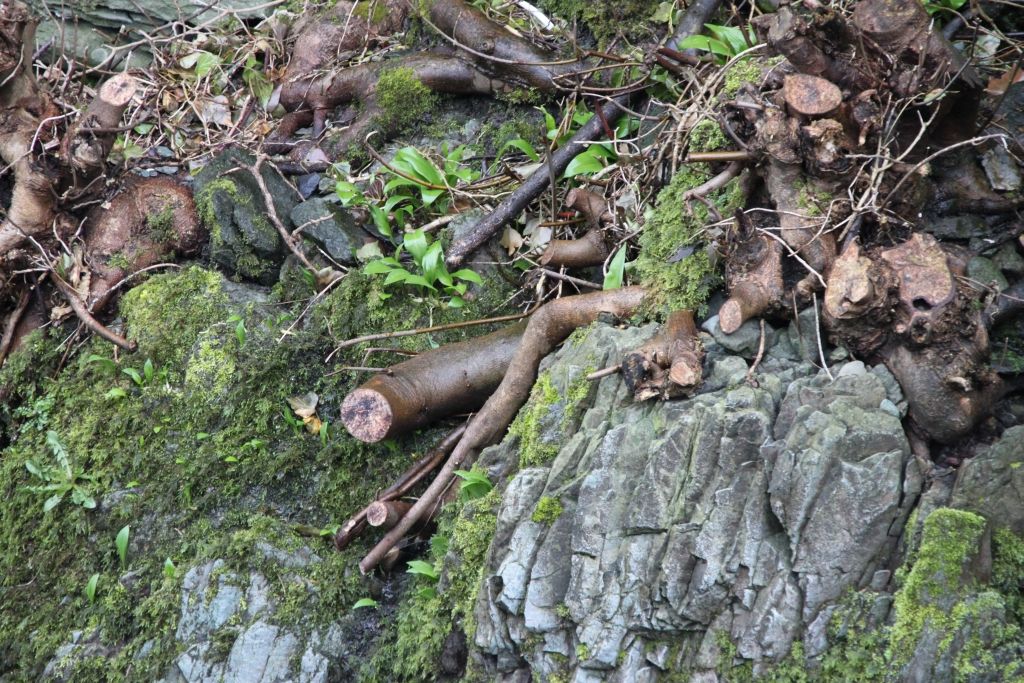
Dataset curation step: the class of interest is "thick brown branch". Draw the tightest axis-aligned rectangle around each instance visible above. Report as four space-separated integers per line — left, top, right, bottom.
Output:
341 322 527 442
539 229 609 269
360 286 648 573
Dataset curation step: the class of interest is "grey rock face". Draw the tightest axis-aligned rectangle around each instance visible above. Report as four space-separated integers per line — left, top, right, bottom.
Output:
470 323 921 681
158 556 336 683
193 148 300 285
30 1 276 67
289 198 364 266
951 424 1024 535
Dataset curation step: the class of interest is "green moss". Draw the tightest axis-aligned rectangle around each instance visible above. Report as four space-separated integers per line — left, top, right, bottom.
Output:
993 527 1024 619
576 643 591 661
375 67 437 134
119 266 230 370
511 371 562 468
889 508 987 663
535 0 658 47
688 119 728 154
531 496 564 525
146 205 176 242
0 264 482 678
352 0 388 23
636 166 744 316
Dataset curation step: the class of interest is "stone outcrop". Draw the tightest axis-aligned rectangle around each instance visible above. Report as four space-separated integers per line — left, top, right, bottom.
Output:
456 318 1021 682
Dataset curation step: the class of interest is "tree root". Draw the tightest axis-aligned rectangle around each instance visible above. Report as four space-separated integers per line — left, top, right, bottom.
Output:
445 94 631 269
539 229 609 269
359 286 647 573
334 423 466 551
621 310 704 400
720 211 785 334
341 322 526 442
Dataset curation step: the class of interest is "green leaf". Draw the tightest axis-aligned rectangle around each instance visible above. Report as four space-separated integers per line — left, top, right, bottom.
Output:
163 558 176 579
364 259 397 275
451 268 483 284
406 559 439 581
143 359 154 383
123 368 143 386
43 493 64 513
368 205 392 237
403 229 430 263
352 597 379 609
454 468 493 500
85 354 117 373
500 138 540 162
564 148 607 177
24 460 43 479
116 525 130 569
677 35 732 58
235 319 247 346
401 273 436 290
105 387 128 400
604 246 627 290
447 296 465 308
383 269 412 286
395 147 445 186
419 187 445 206
197 432 211 440
85 573 99 603
193 51 221 78
335 181 365 206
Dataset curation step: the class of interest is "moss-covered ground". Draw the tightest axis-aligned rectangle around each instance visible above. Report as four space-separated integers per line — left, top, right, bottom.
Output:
0 264 513 680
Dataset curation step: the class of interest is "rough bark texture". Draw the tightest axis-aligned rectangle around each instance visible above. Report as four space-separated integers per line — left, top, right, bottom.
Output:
539 229 609 269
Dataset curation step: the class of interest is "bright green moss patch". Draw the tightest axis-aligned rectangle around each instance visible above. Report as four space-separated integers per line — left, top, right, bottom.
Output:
119 266 229 369
889 508 987 662
636 166 744 316
375 66 437 134
535 0 658 47
532 496 564 524
512 371 562 468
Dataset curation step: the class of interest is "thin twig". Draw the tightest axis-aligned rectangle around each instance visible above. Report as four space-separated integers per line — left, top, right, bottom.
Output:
51 272 137 352
0 288 31 368
326 306 536 361
587 364 621 380
745 319 766 385
248 155 316 271
812 292 833 381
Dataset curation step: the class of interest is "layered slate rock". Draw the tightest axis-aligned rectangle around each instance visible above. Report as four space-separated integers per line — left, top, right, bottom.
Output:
469 322 921 681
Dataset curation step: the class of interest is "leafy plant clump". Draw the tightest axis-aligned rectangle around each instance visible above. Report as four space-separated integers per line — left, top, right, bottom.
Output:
363 228 483 306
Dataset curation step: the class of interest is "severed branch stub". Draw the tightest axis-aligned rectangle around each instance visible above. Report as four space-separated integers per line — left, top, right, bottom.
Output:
622 310 704 401
366 500 413 530
341 322 526 442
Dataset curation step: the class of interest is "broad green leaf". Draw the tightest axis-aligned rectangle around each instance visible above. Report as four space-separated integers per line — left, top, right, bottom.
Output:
335 181 364 206
123 368 143 386
43 493 64 513
368 206 391 237
116 525 130 569
500 138 540 162
143 359 154 383
353 597 379 609
395 147 444 186
406 560 439 581
421 242 445 279
85 573 99 603
419 187 445 206
451 269 483 284
677 35 731 57
85 354 117 372
364 259 396 275
564 148 607 177
447 296 465 308
24 460 43 479
105 387 128 400
604 246 627 290
403 230 429 262
383 269 412 286
402 273 437 290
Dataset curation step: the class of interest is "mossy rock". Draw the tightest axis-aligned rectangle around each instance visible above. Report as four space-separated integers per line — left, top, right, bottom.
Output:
194 148 299 285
